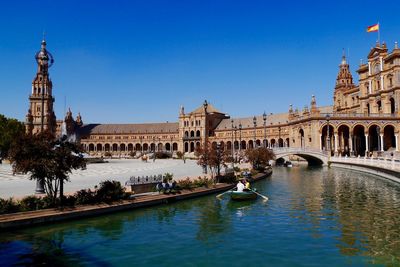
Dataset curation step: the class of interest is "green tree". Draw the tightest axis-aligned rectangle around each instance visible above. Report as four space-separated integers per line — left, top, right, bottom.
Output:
195 142 231 182
245 147 275 170
8 131 86 205
0 114 24 160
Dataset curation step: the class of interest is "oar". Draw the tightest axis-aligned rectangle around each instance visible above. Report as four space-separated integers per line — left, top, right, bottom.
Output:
216 189 233 199
252 190 269 201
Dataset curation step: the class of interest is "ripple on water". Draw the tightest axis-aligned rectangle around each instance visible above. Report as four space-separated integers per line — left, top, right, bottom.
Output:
1 166 400 266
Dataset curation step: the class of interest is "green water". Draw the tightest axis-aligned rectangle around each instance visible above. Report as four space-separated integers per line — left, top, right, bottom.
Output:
1 166 400 266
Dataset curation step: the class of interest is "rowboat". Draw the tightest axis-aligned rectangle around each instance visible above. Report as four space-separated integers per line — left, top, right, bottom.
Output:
230 190 257 201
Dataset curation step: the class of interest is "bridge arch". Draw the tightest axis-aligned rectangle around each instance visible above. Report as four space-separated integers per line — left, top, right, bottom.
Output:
273 148 328 166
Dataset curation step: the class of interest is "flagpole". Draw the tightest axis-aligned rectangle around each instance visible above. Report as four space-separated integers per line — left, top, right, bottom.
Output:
378 22 380 45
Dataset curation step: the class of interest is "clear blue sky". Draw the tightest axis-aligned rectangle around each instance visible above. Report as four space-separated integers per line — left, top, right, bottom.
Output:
0 0 399 123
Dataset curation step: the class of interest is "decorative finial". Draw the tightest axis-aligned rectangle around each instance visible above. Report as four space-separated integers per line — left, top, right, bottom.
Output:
360 59 363 65
395 41 398 49
341 49 347 65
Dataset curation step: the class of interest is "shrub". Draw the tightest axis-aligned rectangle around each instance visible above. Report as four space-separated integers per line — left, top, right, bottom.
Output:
0 198 20 214
62 195 77 207
19 196 42 211
40 195 59 209
193 176 213 188
219 174 237 184
104 152 112 157
155 151 171 159
233 166 241 172
177 178 195 190
176 151 183 159
95 180 125 203
164 173 173 181
74 189 96 205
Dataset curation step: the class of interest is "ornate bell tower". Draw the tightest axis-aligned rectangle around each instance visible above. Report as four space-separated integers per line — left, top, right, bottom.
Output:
333 54 355 112
25 38 56 135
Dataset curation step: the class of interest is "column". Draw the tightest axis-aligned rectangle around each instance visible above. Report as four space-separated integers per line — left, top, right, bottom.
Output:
365 134 369 155
334 134 338 154
368 62 371 75
380 134 384 152
380 75 384 91
349 135 353 155
395 134 399 152
369 80 372 94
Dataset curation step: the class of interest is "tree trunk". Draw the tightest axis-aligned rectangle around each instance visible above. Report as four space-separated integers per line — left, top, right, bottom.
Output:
59 178 63 207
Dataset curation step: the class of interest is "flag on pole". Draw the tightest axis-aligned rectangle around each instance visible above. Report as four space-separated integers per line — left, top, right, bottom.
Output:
367 23 379 32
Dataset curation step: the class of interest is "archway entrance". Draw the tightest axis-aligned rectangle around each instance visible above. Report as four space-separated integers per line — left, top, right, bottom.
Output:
353 125 365 157
383 125 396 151
368 125 380 153
321 125 333 152
299 129 305 148
278 138 284 147
184 142 189 153
338 125 350 156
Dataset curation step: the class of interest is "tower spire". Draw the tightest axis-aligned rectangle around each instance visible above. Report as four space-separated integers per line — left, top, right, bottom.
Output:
341 48 347 65
26 39 56 135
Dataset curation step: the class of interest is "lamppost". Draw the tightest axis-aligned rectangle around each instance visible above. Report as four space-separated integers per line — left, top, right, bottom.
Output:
263 111 267 148
239 123 242 152
152 136 156 162
253 116 257 149
278 122 281 148
203 100 208 174
231 119 234 166
140 136 143 155
234 126 237 162
326 114 331 163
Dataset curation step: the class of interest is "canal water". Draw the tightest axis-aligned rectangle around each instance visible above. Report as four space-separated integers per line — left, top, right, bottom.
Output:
1 166 400 266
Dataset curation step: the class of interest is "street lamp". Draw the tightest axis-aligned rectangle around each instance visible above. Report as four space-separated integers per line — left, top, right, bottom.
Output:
326 114 331 159
239 123 242 152
253 116 257 149
203 100 208 174
140 136 143 155
263 111 267 148
231 119 234 165
153 136 156 162
278 122 281 148
234 126 237 162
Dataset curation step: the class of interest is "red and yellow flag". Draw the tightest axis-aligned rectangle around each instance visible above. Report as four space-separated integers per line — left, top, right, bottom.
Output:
367 23 379 32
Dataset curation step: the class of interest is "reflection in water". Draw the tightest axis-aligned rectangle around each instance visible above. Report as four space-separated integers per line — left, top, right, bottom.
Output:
1 166 400 266
196 199 231 242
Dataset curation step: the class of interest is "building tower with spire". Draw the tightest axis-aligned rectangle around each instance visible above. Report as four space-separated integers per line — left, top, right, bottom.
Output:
25 38 56 135
333 53 356 113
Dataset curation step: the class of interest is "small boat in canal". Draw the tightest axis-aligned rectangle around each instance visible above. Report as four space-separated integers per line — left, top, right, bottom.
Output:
230 189 258 201
284 161 293 168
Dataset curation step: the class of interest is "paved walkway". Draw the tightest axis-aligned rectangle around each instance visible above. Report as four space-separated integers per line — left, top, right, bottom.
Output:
0 159 204 198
